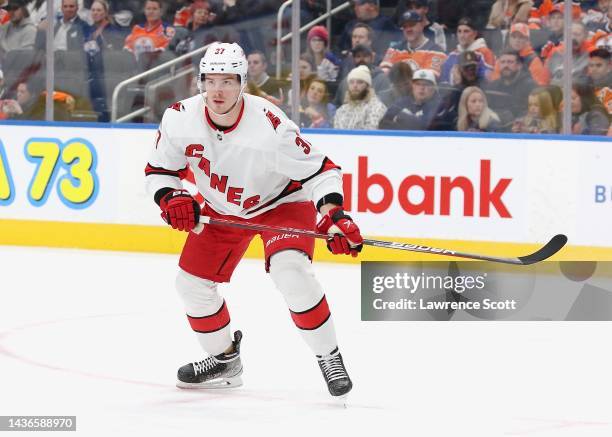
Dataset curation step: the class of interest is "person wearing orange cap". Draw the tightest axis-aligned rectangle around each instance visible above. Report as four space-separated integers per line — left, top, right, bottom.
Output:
540 3 565 60
489 22 550 85
305 25 341 82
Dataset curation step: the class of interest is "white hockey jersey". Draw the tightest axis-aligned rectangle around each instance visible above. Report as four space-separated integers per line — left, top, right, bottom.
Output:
145 93 343 218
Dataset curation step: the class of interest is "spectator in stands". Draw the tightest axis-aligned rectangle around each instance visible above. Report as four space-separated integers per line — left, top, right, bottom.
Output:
0 0 36 59
486 0 533 29
305 26 340 83
247 50 285 103
286 54 316 106
382 10 447 75
378 61 412 107
298 53 316 80
545 21 591 85
486 49 536 119
333 44 390 107
437 51 487 130
173 0 206 28
2 81 36 119
28 0 88 26
449 51 485 88
334 65 386 129
34 0 91 52
84 0 126 53
489 23 549 85
593 1 611 32
392 0 446 51
511 87 559 133
169 0 214 55
588 48 611 114
338 23 378 79
85 0 126 121
109 0 142 30
0 1 8 25
456 86 501 132
300 77 336 128
585 0 609 32
540 3 564 59
440 17 495 84
124 0 174 58
570 81 610 135
379 69 442 131
338 0 399 59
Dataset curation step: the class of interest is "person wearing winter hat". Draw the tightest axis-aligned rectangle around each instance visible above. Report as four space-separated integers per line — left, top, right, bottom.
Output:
306 25 340 82
333 64 386 129
334 44 390 107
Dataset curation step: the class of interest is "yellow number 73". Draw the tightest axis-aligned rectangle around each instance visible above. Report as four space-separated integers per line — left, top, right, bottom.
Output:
25 138 98 208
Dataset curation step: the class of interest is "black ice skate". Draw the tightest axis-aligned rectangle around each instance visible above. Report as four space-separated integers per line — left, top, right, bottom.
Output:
176 331 243 389
317 347 352 399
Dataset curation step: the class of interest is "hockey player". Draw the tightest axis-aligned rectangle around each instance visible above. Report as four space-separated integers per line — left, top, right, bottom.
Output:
145 42 363 400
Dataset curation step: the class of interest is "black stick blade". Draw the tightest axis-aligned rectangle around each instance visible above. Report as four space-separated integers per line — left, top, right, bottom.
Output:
517 234 568 265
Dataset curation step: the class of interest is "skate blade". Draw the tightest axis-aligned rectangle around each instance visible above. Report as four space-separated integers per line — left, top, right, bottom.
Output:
176 375 243 389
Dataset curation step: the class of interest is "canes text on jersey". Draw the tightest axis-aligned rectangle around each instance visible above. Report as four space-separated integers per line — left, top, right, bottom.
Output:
185 143 260 209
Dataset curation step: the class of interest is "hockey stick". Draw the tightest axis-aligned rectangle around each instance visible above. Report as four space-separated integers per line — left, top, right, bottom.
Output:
194 217 567 265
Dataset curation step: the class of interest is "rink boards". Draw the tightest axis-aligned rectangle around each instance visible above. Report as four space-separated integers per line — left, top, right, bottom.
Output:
0 121 610 262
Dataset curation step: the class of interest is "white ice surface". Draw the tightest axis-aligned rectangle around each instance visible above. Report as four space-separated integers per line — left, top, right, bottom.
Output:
1 246 612 437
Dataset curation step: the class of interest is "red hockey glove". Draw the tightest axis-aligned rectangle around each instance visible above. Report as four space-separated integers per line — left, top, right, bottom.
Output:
159 189 201 232
316 206 363 257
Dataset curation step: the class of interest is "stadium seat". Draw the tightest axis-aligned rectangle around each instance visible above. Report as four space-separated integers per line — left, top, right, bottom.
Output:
481 29 504 56
54 50 88 99
101 50 139 120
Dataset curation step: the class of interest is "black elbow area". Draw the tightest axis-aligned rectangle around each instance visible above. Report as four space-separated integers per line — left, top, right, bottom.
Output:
316 193 343 212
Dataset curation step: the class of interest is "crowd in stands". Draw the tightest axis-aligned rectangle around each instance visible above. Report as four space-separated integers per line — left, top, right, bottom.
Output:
0 0 609 135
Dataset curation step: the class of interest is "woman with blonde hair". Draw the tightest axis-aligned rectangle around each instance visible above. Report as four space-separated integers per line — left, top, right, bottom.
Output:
457 86 501 132
512 88 559 133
